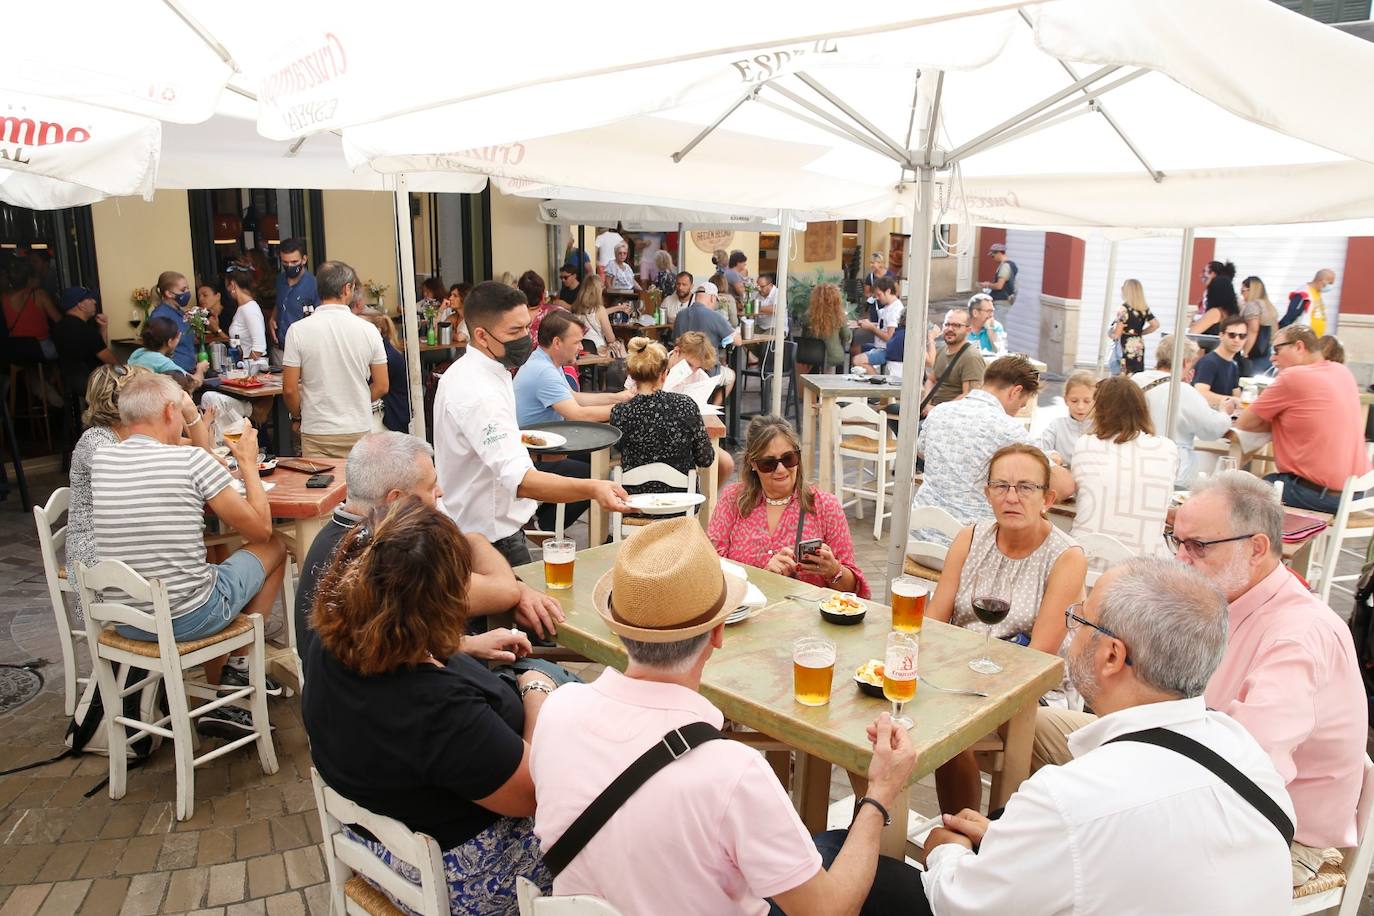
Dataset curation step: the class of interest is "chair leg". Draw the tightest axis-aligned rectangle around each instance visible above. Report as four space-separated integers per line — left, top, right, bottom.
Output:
164 661 198 821
874 460 887 540
248 616 280 777
93 657 128 801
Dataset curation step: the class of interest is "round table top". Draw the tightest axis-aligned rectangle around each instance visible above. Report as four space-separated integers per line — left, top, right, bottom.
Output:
521 420 622 453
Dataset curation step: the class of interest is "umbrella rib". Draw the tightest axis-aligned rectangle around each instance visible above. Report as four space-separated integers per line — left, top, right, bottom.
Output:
764 83 912 167
1017 9 1163 182
903 70 921 152
670 89 758 164
794 73 913 162
160 0 240 73
923 70 945 166
753 97 897 162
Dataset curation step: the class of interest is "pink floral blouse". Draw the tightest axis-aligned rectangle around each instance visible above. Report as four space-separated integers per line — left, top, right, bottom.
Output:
708 484 870 598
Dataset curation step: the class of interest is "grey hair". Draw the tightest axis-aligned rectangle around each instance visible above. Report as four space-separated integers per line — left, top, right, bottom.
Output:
345 432 435 510
117 373 182 425
1096 557 1228 698
1188 470 1284 558
620 633 712 674
1154 334 1199 371
316 260 359 301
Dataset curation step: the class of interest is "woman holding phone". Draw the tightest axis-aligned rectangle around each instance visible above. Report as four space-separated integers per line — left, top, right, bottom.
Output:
707 415 869 597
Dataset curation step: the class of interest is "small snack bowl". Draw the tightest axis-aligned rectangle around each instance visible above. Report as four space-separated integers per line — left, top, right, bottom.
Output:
854 658 885 698
256 456 278 476
820 592 867 626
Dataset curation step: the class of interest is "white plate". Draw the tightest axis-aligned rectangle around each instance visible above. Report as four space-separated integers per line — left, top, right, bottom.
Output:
520 430 567 450
627 492 707 515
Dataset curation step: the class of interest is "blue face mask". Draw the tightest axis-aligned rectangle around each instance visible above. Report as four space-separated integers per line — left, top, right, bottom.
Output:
174 291 191 308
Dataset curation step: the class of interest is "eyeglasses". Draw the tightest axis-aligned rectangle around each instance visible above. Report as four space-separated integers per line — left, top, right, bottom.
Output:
1065 603 1131 665
1162 530 1256 559
943 321 967 329
987 480 1047 498
1223 331 1247 340
753 450 800 474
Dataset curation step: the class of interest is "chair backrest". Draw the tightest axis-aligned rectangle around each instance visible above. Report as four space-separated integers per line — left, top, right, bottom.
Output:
34 487 71 606
1073 531 1135 588
611 464 699 542
794 336 828 369
758 339 797 378
835 399 888 444
1317 468 1374 604
1335 757 1374 916
516 877 624 915
906 505 964 568
310 767 448 916
74 560 181 661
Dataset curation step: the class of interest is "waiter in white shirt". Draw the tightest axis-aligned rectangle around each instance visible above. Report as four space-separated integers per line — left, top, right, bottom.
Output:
920 558 1292 916
434 281 630 567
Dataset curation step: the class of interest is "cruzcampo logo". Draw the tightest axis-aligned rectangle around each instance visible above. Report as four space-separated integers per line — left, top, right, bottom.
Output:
481 422 507 447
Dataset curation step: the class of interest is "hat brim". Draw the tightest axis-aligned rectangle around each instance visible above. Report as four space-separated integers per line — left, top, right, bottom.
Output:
592 565 748 643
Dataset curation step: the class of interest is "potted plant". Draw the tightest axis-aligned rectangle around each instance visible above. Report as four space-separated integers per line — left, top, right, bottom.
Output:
130 287 155 329
365 279 389 311
785 268 846 329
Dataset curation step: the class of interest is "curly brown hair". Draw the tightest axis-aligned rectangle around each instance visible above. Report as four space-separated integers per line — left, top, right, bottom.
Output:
806 283 845 339
311 498 472 675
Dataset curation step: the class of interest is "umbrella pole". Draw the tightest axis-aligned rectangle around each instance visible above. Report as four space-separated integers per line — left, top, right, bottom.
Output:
1164 228 1195 440
393 174 426 440
885 167 935 595
1096 239 1118 374
770 210 793 417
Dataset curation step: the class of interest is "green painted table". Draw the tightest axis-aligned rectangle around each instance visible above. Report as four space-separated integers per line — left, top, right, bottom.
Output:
514 543 1065 856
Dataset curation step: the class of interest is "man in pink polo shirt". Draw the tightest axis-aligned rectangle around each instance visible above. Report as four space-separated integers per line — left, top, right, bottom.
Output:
1236 324 1370 513
1172 472 1366 885
530 518 921 915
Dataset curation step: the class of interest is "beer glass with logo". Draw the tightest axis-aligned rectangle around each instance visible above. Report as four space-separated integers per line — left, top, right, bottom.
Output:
792 637 836 707
543 540 576 590
890 576 930 633
884 632 919 728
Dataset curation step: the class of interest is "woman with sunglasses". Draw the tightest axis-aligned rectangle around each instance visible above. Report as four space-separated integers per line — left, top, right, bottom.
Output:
707 415 868 597
925 442 1086 815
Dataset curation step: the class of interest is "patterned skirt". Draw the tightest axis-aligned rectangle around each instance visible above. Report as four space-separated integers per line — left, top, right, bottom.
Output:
346 816 552 916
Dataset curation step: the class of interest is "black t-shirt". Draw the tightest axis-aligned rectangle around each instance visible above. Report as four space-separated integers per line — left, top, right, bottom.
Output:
303 639 526 850
52 314 106 383
1193 350 1240 397
557 285 579 306
295 507 359 675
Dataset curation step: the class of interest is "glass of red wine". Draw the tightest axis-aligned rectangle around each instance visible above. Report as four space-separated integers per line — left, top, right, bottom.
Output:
969 596 1011 674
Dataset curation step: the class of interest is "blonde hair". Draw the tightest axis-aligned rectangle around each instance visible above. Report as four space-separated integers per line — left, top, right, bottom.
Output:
654 250 675 272
362 307 400 349
1063 369 1099 398
572 275 605 318
83 364 151 428
1121 278 1149 314
674 331 718 370
625 337 669 382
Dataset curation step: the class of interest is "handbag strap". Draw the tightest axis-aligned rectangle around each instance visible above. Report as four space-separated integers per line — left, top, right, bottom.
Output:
1140 376 1171 393
920 342 971 412
1106 726 1294 845
542 721 724 876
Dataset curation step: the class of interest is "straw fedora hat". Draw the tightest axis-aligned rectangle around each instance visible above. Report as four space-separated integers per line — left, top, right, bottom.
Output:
593 517 747 643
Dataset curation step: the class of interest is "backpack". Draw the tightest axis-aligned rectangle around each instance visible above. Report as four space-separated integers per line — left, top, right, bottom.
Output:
1351 546 1374 725
65 664 163 759
1005 260 1018 299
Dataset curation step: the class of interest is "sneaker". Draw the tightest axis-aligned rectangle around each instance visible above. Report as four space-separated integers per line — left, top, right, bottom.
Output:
195 704 261 740
217 664 284 697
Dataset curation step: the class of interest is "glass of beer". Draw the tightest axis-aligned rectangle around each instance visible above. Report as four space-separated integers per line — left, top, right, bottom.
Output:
543 539 576 590
792 637 836 707
890 576 930 633
884 632 919 728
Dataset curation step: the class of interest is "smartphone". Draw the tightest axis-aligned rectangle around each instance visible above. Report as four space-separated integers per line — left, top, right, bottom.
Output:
305 473 335 489
797 537 823 558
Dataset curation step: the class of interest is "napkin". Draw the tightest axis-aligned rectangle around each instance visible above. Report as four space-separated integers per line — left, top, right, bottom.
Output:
721 558 767 608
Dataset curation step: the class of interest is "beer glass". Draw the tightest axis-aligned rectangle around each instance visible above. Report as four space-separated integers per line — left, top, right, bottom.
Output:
792 637 836 707
543 540 576 590
1216 456 1238 475
889 576 930 633
883 632 918 728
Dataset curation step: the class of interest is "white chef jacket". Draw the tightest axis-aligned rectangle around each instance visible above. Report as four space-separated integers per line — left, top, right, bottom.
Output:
433 347 537 541
922 696 1293 916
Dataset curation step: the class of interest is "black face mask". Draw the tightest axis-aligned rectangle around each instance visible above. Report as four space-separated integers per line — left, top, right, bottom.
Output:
283 263 304 279
489 331 533 369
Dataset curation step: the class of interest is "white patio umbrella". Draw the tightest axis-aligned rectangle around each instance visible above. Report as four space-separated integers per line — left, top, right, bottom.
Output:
311 0 1374 591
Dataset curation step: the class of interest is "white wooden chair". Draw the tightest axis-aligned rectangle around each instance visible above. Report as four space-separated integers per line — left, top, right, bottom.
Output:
311 767 448 916
1073 531 1135 589
1314 470 1374 606
74 560 278 821
517 877 624 915
833 399 897 540
611 463 698 542
904 505 964 582
525 504 568 545
33 487 87 716
1292 757 1374 915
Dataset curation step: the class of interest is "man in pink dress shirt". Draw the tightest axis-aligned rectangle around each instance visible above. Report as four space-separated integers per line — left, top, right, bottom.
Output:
1171 471 1365 885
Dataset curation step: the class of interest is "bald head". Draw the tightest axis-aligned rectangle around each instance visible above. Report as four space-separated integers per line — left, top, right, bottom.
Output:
1313 269 1336 288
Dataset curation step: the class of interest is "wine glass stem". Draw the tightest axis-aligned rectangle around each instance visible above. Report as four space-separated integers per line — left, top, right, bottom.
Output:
983 624 993 661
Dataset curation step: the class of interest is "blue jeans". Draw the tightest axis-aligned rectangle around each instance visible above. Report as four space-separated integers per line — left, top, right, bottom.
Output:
1266 472 1351 514
766 830 930 915
115 550 267 641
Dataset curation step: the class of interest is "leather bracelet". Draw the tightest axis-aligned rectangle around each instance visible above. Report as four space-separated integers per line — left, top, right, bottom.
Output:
854 795 891 826
519 680 555 700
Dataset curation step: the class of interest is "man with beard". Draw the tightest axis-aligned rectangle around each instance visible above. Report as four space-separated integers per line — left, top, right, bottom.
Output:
925 558 1293 914
1033 471 1365 890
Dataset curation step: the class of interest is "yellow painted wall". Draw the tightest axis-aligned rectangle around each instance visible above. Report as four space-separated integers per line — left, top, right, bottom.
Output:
322 191 398 304
491 192 549 281
683 231 760 282
92 194 196 341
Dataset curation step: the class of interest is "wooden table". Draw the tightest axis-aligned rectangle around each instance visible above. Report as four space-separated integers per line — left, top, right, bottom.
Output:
612 322 671 342
799 374 904 494
514 544 1064 855
206 377 291 456
419 341 466 354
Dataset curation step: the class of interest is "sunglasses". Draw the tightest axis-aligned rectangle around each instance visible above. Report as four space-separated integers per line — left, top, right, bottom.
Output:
1223 331 1247 340
753 451 800 474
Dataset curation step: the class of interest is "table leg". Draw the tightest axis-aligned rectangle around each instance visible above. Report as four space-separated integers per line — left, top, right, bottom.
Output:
729 345 745 441
700 446 720 532
989 699 1038 809
879 785 911 858
795 753 832 833
271 394 293 457
801 385 817 481
818 396 836 495
291 516 327 565
589 448 609 547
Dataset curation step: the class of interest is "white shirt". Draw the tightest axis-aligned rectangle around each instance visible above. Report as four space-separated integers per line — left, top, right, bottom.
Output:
1070 432 1179 557
282 304 388 436
604 260 636 292
756 286 786 333
1134 369 1234 486
433 347 537 541
923 697 1293 916
872 298 904 350
228 298 268 359
595 231 625 266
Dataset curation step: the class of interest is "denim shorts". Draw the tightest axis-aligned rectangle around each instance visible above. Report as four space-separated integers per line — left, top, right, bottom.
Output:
116 550 267 642
866 348 889 367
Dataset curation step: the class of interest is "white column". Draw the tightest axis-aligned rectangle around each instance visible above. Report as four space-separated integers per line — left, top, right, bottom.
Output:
1164 228 1195 440
1096 239 1119 374
393 174 425 439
